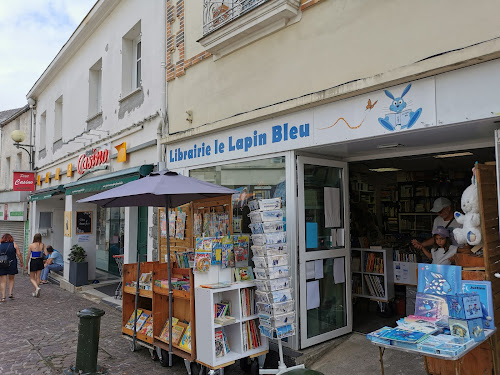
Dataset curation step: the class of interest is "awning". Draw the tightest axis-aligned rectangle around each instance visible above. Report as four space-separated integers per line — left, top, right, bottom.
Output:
30 185 65 202
64 165 154 195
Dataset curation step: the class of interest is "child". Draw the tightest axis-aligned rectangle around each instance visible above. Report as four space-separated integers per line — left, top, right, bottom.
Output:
414 226 457 265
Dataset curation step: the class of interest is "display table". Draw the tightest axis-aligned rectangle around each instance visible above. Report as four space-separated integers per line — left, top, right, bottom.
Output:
370 329 496 375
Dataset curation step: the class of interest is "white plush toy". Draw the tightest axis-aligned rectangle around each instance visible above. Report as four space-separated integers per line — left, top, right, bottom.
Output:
453 168 482 246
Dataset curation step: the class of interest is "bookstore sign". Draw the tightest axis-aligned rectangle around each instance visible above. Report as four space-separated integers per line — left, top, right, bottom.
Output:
13 171 35 192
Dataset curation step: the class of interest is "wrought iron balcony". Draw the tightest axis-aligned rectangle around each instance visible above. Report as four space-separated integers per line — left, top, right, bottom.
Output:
202 0 269 36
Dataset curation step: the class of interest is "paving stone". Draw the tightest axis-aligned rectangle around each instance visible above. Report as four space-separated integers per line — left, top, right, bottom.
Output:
0 274 248 375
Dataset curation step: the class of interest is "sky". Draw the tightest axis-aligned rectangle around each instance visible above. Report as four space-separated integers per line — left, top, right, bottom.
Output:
0 0 96 111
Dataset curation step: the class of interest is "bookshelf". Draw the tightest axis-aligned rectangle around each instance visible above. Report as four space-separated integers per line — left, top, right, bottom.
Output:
398 213 435 235
351 248 394 302
122 261 155 346
195 281 268 368
122 261 196 363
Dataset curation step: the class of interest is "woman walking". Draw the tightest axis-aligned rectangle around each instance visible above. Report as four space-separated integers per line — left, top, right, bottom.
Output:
26 233 46 297
0 233 23 302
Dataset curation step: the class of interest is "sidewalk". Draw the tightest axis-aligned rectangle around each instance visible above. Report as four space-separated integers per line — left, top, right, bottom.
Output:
0 274 245 375
0 274 427 374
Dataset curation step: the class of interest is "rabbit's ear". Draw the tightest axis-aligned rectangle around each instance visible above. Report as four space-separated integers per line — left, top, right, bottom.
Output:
384 90 395 99
401 83 412 98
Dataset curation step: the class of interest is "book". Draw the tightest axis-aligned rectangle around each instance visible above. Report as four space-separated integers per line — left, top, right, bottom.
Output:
395 318 438 334
125 309 143 330
171 324 186 346
159 317 179 342
462 280 495 329
215 330 225 358
215 302 229 318
139 316 153 335
214 316 236 326
380 327 428 343
135 312 149 331
200 281 233 289
178 324 191 352
417 263 461 296
414 292 449 323
234 266 254 282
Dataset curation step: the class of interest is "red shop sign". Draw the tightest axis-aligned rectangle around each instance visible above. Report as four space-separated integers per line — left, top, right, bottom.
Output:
77 148 110 175
13 171 35 191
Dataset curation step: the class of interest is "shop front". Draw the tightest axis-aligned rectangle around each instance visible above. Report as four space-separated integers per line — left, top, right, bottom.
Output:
166 59 500 350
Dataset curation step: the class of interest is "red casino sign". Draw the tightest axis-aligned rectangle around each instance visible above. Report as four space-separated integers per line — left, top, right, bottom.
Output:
77 148 110 175
13 171 36 191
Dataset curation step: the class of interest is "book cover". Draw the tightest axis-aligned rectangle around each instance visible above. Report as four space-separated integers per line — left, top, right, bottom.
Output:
417 263 461 296
462 280 495 329
178 324 191 352
380 327 428 343
200 281 233 289
221 300 232 316
222 328 230 354
414 292 449 321
211 238 222 265
194 239 212 273
159 317 179 342
395 318 438 334
139 316 153 335
235 267 254 282
215 302 228 318
135 312 149 331
222 236 234 268
125 309 143 330
215 330 225 358
171 324 186 346
233 235 250 262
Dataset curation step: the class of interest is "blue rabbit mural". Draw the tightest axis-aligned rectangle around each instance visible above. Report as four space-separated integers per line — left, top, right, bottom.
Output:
378 83 422 131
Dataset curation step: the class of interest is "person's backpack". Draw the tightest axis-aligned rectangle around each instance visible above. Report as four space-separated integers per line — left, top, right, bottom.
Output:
0 244 12 268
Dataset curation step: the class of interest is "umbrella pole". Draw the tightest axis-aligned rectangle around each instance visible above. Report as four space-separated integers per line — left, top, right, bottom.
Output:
166 197 173 367
133 244 141 349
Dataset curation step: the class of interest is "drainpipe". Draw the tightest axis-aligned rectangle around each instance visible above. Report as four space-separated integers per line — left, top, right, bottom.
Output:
157 0 167 172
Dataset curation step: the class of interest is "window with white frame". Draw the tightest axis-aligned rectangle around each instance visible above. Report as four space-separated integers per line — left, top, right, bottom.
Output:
121 21 142 95
39 111 46 151
89 58 102 116
54 95 63 143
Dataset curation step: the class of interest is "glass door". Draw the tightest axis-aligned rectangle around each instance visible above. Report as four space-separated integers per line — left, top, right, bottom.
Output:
298 156 352 348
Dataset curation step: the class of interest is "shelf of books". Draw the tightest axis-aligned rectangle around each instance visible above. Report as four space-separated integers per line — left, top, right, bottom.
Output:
122 261 156 346
195 282 268 368
153 264 195 361
351 248 394 302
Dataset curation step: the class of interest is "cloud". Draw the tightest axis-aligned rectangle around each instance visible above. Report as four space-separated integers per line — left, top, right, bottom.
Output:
0 0 96 111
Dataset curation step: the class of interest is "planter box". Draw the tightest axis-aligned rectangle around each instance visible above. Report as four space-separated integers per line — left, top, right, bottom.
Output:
69 261 88 286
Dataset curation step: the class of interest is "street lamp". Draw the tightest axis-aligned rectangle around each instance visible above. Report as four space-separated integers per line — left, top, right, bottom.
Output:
11 129 34 171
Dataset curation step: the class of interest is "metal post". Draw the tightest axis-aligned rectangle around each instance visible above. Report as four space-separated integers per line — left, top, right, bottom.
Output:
166 195 173 366
64 307 106 375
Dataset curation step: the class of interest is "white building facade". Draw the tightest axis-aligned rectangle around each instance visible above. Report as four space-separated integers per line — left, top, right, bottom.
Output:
27 0 166 288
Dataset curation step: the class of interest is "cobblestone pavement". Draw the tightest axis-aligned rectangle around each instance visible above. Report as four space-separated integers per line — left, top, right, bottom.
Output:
0 274 247 375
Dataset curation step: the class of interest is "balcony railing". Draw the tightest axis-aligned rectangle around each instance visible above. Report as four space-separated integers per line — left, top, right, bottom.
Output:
202 0 269 36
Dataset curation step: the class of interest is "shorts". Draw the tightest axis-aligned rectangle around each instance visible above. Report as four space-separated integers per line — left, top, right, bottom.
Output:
30 258 44 272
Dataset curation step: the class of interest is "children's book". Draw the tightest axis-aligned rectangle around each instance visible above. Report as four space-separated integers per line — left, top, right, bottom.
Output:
178 324 191 352
234 266 254 282
417 263 461 296
194 237 212 273
211 238 222 265
172 324 186 346
168 211 176 237
139 316 153 335
159 317 179 342
233 235 250 263
396 318 438 334
135 312 149 331
462 280 495 329
380 327 428 343
221 236 234 269
215 302 229 318
414 292 449 322
175 211 187 240
125 309 143 330
193 213 202 238
215 330 225 358
200 281 233 289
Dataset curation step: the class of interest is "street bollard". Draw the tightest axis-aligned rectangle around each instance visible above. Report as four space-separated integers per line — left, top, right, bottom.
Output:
64 307 106 375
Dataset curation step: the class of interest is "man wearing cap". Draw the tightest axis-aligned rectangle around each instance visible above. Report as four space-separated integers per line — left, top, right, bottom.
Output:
411 197 469 251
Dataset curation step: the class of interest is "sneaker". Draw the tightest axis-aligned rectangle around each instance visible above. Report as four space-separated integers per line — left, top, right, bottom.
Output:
35 287 41 297
32 292 36 297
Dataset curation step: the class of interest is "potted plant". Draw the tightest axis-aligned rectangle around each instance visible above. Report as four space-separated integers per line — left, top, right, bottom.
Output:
68 244 88 286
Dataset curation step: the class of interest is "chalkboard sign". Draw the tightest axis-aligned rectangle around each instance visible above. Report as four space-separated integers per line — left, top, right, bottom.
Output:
76 211 92 234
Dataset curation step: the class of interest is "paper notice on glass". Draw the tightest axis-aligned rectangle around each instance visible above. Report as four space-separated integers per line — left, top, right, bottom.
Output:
336 228 345 247
331 229 337 247
307 280 320 310
306 261 315 280
324 187 341 228
315 259 324 279
333 257 345 284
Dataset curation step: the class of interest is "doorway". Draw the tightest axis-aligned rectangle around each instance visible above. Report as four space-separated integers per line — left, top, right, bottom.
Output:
297 156 352 348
